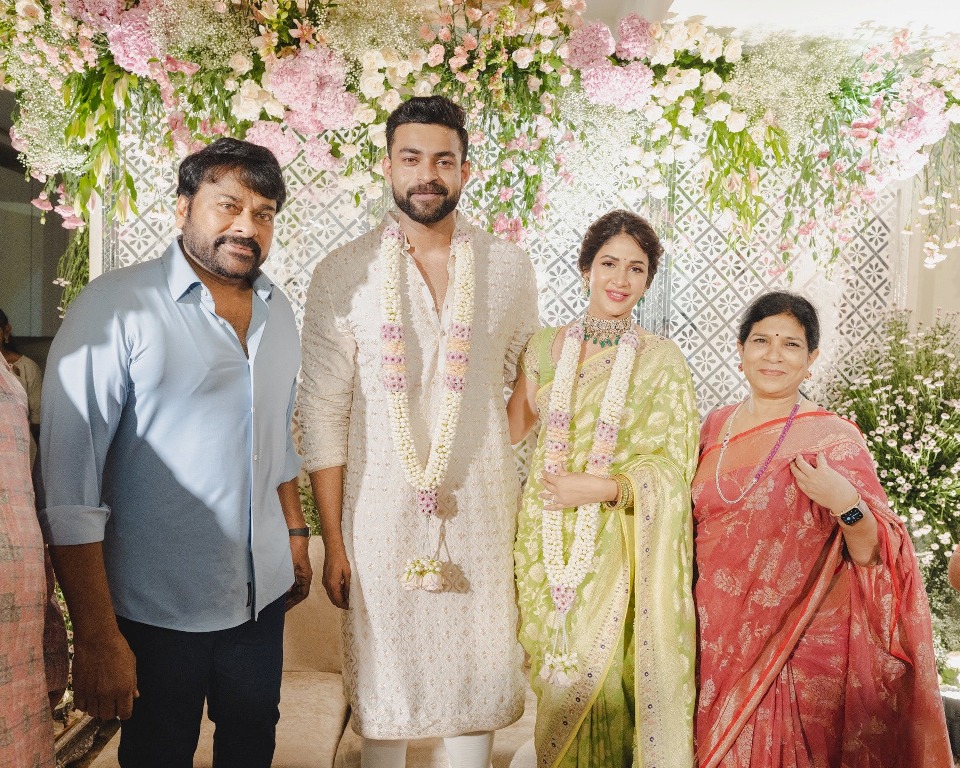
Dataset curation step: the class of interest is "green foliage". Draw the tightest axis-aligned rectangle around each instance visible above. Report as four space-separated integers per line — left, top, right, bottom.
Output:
825 311 960 666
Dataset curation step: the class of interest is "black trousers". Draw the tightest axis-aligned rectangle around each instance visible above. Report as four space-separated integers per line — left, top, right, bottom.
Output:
115 595 285 768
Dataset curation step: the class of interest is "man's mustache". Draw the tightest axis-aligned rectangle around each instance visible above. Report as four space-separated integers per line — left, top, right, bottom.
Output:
407 183 449 197
215 235 262 260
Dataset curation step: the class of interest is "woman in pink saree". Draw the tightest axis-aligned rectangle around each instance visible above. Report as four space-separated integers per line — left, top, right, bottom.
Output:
692 291 951 768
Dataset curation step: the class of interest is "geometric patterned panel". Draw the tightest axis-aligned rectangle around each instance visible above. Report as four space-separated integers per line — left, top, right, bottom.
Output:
106 144 903 417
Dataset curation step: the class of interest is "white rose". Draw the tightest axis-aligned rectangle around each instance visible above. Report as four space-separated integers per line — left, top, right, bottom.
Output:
690 117 707 135
363 182 384 201
650 182 670 199
537 17 559 37
381 48 400 68
559 72 573 87
413 79 433 97
624 145 643 163
533 0 547 11
232 80 266 120
661 145 675 163
353 105 377 124
359 74 386 99
229 53 253 74
643 103 664 122
224 78 239 92
724 40 743 63
677 109 694 127
15 0 44 30
512 47 535 69
946 104 960 123
681 68 701 89
725 110 747 132
702 71 723 92
422 572 443 592
368 123 387 148
539 39 555 54
360 51 383 71
263 98 285 119
664 84 685 102
408 49 428 71
641 150 657 168
339 143 360 159
527 75 542 91
685 21 706 42
675 140 698 163
704 100 732 121
699 34 724 62
651 41 675 66
379 89 402 113
680 96 695 111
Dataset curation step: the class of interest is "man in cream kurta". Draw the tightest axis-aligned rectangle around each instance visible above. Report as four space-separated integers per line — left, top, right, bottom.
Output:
298 97 539 766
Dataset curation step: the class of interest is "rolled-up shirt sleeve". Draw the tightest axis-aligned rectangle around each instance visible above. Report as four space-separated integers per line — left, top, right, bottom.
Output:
38 284 129 544
297 258 356 472
283 376 302 483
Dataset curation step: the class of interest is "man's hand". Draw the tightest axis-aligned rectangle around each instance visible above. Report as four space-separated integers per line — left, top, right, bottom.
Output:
323 548 351 610
285 536 313 611
72 630 138 721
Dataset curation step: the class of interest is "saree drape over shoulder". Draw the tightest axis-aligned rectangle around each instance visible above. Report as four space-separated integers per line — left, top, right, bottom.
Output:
692 407 951 768
515 327 700 768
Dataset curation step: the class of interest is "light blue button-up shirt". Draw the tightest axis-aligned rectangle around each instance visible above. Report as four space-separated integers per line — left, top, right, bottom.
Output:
39 241 301 632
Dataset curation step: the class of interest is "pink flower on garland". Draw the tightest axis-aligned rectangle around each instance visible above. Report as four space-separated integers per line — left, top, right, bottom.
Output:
546 411 571 430
580 60 654 112
244 121 300 166
446 349 468 364
449 322 472 341
565 21 616 70
383 372 407 393
381 323 404 342
444 374 466 392
616 14 655 60
107 8 159 77
416 488 438 516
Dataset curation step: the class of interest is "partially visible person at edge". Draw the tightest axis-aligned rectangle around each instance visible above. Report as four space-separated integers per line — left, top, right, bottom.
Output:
297 95 539 768
38 138 311 768
1 307 43 464
692 291 951 767
509 210 699 768
0 360 57 768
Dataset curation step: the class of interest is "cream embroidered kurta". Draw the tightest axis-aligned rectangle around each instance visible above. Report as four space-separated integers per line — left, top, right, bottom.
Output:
298 215 540 739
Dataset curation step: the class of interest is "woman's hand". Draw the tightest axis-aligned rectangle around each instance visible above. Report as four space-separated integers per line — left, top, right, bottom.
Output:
540 469 619 510
790 452 860 513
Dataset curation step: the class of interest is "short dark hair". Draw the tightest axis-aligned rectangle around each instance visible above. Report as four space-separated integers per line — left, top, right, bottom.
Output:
0 307 16 353
578 210 663 287
385 96 469 161
737 291 821 351
176 137 287 212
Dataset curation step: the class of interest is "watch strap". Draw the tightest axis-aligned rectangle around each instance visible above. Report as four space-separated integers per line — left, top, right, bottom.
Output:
288 527 311 537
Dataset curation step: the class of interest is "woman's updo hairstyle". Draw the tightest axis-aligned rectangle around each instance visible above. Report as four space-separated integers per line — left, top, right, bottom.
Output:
737 291 820 351
578 210 662 288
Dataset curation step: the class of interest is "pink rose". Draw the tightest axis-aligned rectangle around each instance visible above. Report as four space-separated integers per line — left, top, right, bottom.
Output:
427 44 446 67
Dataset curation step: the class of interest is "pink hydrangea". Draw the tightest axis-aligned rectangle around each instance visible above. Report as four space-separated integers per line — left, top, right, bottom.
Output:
303 137 344 172
616 14 655 60
65 0 125 31
107 8 159 77
265 46 358 133
580 60 654 112
565 21 616 70
243 121 300 166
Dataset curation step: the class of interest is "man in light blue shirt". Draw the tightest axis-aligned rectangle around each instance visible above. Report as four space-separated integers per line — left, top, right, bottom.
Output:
39 138 311 768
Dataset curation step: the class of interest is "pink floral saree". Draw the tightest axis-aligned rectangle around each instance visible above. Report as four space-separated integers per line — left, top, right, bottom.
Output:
692 407 951 768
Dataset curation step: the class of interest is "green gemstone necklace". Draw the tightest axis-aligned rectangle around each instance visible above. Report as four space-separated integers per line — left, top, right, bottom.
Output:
582 313 633 347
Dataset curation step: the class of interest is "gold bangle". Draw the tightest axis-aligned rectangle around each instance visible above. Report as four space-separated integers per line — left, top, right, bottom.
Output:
828 494 861 518
605 474 632 511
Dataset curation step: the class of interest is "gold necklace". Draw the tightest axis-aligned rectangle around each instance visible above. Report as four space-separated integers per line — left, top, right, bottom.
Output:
582 313 632 348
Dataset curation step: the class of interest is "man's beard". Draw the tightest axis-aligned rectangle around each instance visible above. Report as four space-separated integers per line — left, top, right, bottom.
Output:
181 229 263 282
393 181 460 225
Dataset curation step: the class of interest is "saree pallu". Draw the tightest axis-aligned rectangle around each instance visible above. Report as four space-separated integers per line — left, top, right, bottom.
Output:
515 327 699 768
692 407 951 768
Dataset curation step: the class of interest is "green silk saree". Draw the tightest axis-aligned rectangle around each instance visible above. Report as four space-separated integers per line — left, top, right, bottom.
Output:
515 326 699 768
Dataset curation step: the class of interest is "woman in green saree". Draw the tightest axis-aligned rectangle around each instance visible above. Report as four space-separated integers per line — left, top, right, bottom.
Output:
509 210 699 768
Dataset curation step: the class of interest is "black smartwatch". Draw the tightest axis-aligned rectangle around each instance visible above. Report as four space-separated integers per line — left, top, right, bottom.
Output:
838 501 865 526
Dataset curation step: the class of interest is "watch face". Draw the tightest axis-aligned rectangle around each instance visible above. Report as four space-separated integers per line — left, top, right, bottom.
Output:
840 507 864 526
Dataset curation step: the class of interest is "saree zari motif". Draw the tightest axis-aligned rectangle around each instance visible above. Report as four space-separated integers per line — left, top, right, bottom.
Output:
692 407 952 768
516 327 699 768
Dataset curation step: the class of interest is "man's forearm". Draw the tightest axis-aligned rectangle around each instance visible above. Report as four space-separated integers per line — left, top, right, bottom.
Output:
309 466 346 551
48 542 121 640
277 477 307 530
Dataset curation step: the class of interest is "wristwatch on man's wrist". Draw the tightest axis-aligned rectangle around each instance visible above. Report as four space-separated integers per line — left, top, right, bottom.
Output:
288 527 311 538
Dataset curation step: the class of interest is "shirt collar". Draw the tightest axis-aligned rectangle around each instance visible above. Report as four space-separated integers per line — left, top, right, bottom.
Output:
162 239 275 302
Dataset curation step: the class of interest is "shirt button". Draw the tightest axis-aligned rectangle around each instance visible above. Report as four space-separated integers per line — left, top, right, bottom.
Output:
253 454 259 461
251 406 256 414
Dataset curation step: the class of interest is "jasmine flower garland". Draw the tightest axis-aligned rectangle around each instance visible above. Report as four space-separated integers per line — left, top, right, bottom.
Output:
540 321 640 686
379 222 475 591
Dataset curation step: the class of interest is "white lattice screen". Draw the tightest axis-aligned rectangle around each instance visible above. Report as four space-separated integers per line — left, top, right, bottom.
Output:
104 146 905 415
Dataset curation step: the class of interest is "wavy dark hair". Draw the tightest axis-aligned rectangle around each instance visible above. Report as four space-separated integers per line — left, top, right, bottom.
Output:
578 210 662 287
385 96 469 161
737 291 820 351
176 137 287 211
